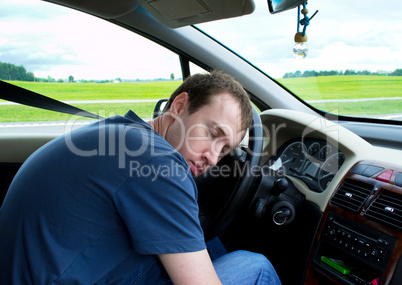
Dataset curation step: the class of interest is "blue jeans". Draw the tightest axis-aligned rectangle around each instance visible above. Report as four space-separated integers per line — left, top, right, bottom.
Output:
121 237 282 285
207 237 282 285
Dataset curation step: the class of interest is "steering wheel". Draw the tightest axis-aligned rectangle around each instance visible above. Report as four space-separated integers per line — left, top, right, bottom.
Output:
195 107 263 241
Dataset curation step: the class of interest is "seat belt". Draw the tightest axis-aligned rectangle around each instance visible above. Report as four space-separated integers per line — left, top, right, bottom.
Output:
0 80 103 120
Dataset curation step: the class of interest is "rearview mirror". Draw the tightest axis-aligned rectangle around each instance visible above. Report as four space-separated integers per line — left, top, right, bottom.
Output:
268 0 307 14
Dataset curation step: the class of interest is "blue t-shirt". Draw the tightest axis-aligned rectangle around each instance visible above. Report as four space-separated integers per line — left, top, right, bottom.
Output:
0 111 205 284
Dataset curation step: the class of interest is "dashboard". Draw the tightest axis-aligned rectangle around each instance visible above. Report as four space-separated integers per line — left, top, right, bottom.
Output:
259 109 402 284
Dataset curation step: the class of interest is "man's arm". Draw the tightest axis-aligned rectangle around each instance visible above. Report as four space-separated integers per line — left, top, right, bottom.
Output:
158 249 222 285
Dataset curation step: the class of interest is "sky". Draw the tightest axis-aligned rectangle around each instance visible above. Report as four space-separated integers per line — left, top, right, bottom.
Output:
0 0 401 80
198 0 402 78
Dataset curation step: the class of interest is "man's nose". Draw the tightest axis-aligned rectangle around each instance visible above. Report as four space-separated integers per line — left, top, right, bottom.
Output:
205 150 220 167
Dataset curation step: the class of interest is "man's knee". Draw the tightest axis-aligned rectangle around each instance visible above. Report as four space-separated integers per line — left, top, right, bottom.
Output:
227 250 281 284
231 250 272 269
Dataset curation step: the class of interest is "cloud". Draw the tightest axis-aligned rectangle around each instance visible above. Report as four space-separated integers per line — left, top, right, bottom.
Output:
0 0 401 80
0 0 182 80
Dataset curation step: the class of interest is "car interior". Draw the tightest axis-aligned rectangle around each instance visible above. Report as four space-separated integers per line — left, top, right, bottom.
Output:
1 0 402 284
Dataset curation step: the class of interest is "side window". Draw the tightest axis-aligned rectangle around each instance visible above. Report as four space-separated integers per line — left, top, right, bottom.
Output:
0 0 182 125
189 62 207 76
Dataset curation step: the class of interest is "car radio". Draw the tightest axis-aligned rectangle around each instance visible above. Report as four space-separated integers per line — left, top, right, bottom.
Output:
312 212 396 284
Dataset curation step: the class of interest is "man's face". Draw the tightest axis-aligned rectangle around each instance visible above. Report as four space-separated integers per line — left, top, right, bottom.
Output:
166 92 246 176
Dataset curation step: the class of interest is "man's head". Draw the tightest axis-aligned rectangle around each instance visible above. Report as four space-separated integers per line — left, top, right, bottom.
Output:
163 70 252 131
157 70 253 176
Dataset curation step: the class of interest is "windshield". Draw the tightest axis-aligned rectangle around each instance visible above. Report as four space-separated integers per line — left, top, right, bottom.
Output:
197 0 402 122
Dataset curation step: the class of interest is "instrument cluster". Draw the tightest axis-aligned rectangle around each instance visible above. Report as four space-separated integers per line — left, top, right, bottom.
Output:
269 138 345 192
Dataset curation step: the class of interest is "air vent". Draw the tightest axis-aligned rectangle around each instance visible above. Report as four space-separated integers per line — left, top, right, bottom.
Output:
331 179 374 212
366 190 402 231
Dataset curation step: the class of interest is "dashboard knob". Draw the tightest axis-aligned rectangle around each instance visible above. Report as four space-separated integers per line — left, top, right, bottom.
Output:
272 177 289 196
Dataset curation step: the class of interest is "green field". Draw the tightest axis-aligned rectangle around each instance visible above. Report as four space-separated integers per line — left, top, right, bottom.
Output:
278 75 402 116
1 76 401 122
0 81 182 122
277 75 402 100
6 80 182 100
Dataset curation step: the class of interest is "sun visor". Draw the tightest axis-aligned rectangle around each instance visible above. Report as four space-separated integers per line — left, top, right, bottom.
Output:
138 0 255 28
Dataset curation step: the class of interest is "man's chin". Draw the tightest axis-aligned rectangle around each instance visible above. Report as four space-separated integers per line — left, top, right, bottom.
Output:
189 163 200 176
192 170 203 177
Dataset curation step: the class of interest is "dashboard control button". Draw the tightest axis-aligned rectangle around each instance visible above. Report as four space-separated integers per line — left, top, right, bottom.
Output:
377 248 386 255
378 238 390 246
358 239 365 246
350 164 369 175
362 166 384 177
376 170 393 183
395 173 402 187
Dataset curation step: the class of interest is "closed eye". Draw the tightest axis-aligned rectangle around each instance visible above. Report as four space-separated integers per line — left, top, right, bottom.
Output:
220 146 231 157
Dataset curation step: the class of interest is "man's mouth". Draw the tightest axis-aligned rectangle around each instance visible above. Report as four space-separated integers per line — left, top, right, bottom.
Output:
189 161 204 176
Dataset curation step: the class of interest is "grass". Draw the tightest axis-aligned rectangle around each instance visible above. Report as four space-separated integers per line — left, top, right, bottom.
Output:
4 80 182 101
311 100 402 116
1 76 401 122
277 75 402 117
277 75 402 100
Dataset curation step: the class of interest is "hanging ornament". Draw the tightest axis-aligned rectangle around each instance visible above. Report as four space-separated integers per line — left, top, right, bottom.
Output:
293 3 318 59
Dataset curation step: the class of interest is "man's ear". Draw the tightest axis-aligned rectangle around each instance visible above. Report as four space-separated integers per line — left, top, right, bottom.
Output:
170 92 189 116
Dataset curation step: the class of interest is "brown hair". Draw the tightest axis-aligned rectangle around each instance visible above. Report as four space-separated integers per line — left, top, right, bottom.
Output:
163 70 253 130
